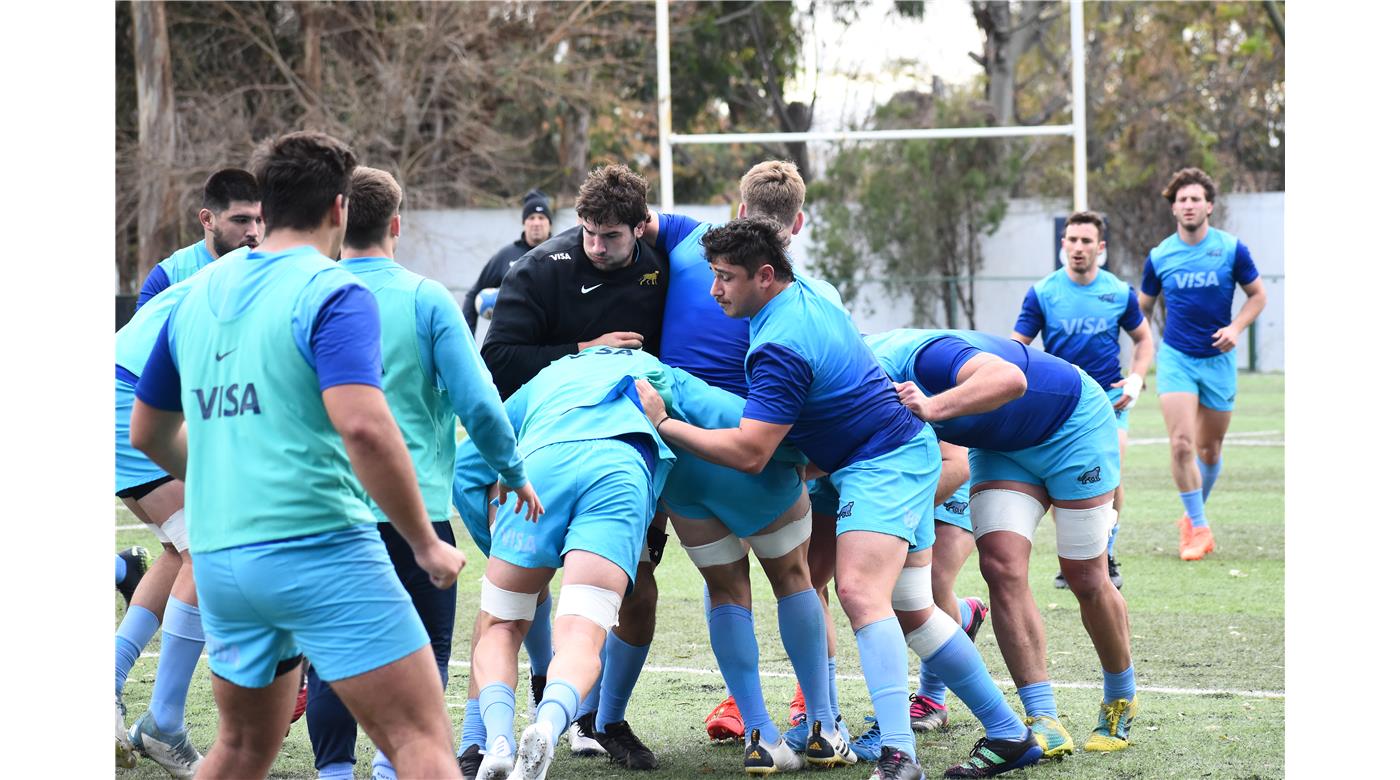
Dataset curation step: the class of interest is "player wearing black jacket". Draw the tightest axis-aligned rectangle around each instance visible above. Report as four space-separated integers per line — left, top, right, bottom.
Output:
462 190 553 333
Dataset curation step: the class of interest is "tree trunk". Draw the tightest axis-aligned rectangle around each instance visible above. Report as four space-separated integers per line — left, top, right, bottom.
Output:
133 0 178 285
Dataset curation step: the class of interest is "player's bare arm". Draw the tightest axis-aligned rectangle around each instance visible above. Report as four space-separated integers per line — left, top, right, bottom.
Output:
935 441 970 503
1212 278 1267 353
1008 331 1034 346
895 352 1027 422
129 401 188 480
1110 320 1154 411
634 378 790 474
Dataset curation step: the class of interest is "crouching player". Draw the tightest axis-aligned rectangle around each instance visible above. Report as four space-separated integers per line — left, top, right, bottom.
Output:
870 328 1137 758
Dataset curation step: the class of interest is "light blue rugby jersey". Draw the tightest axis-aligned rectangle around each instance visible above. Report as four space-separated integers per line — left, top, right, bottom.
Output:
655 213 751 397
1014 267 1144 391
744 276 926 474
1140 227 1259 358
136 240 217 310
117 248 247 381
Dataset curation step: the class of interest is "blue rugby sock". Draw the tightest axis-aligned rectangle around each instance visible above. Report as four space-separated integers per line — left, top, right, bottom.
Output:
537 680 580 742
1103 665 1136 703
116 554 127 584
703 585 730 698
150 597 203 733
1180 489 1208 528
1197 457 1223 503
370 750 395 779
479 682 517 753
854 617 915 754
1107 523 1120 558
459 698 485 753
316 762 354 780
523 594 554 676
709 604 777 744
925 630 1024 741
595 633 649 730
827 656 840 719
777 590 833 731
579 646 606 717
116 605 160 695
958 598 973 632
1017 681 1058 719
917 657 948 705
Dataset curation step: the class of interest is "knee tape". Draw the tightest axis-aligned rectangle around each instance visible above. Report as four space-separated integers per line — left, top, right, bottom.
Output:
556 584 623 631
145 519 172 546
891 564 935 612
748 511 811 560
1052 503 1117 561
970 489 1046 542
905 608 959 659
681 533 747 568
478 576 538 621
161 508 189 553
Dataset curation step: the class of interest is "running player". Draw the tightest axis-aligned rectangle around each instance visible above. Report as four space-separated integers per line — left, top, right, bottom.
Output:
134 168 263 309
1139 168 1267 561
304 166 541 780
1012 210 1154 586
635 219 1040 780
130 131 465 779
873 327 1138 758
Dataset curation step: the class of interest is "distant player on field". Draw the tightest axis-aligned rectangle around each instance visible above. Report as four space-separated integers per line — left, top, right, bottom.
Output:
131 131 465 779
1140 168 1267 561
1011 210 1154 587
303 166 541 780
134 168 264 309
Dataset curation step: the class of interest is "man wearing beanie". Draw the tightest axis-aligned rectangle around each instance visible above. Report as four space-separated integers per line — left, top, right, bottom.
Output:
463 188 554 334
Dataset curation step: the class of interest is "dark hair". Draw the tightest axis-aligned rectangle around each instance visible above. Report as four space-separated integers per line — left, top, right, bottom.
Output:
344 167 403 249
700 217 793 281
575 163 650 229
251 131 357 233
1162 167 1217 204
1064 210 1106 241
202 168 260 213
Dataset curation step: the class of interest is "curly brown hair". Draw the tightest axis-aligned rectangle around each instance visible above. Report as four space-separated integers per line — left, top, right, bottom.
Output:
575 163 650 229
1162 167 1217 204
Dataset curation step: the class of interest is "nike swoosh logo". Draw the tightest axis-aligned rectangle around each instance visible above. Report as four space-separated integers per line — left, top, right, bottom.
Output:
215 349 236 362
581 284 603 294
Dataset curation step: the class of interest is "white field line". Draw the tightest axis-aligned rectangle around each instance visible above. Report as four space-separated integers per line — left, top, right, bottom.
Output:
1130 429 1283 447
136 653 1283 700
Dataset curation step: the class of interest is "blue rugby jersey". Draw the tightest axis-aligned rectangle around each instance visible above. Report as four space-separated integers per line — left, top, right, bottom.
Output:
1140 227 1259 357
655 213 752 397
1014 267 1144 391
136 240 217 310
864 329 1081 452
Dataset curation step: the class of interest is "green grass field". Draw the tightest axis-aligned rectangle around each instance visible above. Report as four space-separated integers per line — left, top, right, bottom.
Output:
115 372 1284 779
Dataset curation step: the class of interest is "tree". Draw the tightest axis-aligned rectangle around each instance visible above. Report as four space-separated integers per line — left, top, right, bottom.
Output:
131 0 178 290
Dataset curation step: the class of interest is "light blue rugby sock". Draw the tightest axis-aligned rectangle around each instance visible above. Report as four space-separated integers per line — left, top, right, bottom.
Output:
1103 664 1136 703
479 682 517 753
709 604 777 744
777 590 833 732
150 596 204 733
854 617 915 754
595 633 649 730
958 598 973 632
116 554 127 584
537 680 581 742
116 605 160 695
316 762 353 780
1180 489 1208 528
827 655 840 719
703 584 730 698
1017 680 1058 719
370 750 395 779
917 657 948 706
1197 457 1223 503
1107 523 1120 558
579 645 606 717
523 594 554 676
926 630 1024 741
459 697 485 753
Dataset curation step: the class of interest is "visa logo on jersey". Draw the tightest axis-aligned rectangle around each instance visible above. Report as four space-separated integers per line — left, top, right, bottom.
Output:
1172 271 1220 288
1058 317 1111 335
193 383 262 419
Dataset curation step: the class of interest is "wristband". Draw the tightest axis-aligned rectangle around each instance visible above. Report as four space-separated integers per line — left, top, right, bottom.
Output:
1123 373 1144 404
655 415 672 429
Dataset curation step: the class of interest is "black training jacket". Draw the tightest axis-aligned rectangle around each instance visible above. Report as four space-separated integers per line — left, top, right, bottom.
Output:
463 235 535 334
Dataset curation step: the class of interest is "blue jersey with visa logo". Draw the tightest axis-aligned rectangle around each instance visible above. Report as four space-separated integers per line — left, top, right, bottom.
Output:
1014 267 1144 391
656 213 752 397
1140 227 1259 357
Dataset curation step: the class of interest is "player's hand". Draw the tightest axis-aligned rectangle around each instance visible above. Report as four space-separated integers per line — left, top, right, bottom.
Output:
1211 326 1240 353
414 539 467 589
894 381 935 421
499 481 545 523
633 379 668 425
1109 373 1144 411
581 331 644 351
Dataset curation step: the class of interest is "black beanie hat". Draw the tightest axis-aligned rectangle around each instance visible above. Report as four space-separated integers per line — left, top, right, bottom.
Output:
522 189 552 223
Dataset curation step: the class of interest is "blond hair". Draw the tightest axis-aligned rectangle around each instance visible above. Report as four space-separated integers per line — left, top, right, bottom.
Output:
739 160 805 227
344 166 403 249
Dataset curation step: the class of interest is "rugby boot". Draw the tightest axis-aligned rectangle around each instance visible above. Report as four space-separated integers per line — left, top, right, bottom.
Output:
943 732 1043 778
1051 571 1069 589
1083 697 1138 752
850 717 883 762
743 727 805 775
508 722 557 780
116 546 151 607
1107 555 1124 589
477 734 515 780
116 694 137 769
962 597 989 641
804 718 856 767
457 743 484 780
569 713 607 757
529 673 547 719
1024 714 1074 759
129 710 202 779
593 719 659 769
868 746 926 780
705 694 744 742
788 684 806 726
1177 512 1191 550
909 692 948 732
782 713 808 752
1179 525 1215 561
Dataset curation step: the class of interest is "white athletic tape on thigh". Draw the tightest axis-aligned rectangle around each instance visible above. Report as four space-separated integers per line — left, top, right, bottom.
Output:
891 564 935 612
1052 503 1117 561
969 489 1046 542
905 608 960 659
478 576 538 621
556 584 623 631
748 511 812 560
146 520 172 545
681 533 747 568
162 508 189 553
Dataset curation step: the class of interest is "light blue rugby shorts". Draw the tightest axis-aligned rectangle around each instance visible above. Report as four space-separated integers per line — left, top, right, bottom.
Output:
1156 341 1237 412
115 376 168 494
1104 387 1132 431
193 524 428 688
661 451 805 538
827 427 940 551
